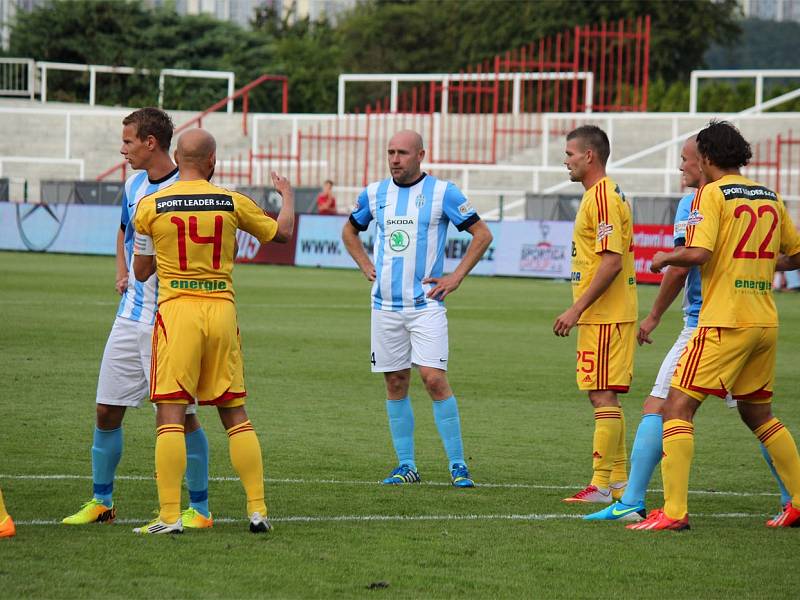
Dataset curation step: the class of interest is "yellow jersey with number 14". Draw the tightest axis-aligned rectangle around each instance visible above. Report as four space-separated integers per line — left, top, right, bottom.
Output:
571 176 637 324
686 174 800 327
133 179 278 304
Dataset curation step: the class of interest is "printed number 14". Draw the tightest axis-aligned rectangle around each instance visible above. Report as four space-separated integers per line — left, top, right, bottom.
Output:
170 215 224 270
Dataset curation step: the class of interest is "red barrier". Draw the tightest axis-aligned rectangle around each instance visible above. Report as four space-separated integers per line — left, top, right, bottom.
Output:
633 224 672 284
234 213 297 265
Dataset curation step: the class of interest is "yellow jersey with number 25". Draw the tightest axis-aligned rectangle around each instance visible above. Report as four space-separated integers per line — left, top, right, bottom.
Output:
134 179 277 305
571 176 637 324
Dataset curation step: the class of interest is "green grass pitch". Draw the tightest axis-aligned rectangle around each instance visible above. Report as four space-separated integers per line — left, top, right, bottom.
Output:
1 250 799 598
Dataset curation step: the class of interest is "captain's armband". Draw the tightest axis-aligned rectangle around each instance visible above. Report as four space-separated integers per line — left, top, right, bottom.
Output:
134 232 155 255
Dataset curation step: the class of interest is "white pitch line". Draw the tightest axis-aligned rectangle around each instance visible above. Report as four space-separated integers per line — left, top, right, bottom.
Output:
15 512 767 527
0 473 781 498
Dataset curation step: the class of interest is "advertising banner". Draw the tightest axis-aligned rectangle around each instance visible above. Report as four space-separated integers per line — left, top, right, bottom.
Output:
293 214 501 274
633 224 673 284
0 202 118 254
294 214 373 268
442 221 500 276
235 212 297 266
493 220 573 279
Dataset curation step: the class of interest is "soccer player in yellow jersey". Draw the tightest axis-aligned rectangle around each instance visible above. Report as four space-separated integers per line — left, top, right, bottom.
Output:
131 129 295 534
554 125 638 504
629 120 800 531
0 487 14 538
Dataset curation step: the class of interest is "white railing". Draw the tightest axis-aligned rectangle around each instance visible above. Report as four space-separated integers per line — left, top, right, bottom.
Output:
689 69 800 114
0 156 85 179
537 87 800 200
0 58 35 99
37 61 235 112
337 71 594 116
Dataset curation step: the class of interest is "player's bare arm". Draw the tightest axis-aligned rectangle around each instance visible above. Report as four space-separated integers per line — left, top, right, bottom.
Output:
133 254 155 282
115 227 129 295
553 250 621 337
650 246 711 273
776 252 800 272
341 220 376 281
132 230 156 282
637 264 690 345
271 171 295 243
423 219 492 300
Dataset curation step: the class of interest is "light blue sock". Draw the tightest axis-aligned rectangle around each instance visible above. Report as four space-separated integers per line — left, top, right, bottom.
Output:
386 397 416 470
185 427 210 517
620 413 663 506
432 395 465 471
92 426 123 506
760 442 791 506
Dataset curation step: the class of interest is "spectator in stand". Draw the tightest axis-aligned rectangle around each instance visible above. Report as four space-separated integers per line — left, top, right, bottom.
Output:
317 180 337 215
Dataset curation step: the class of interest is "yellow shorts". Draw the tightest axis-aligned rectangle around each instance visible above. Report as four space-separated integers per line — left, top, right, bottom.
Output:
151 297 246 407
576 322 635 392
671 326 776 403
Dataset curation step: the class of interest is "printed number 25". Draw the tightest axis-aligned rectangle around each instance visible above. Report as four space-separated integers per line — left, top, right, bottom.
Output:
576 351 595 373
171 215 223 270
732 204 777 259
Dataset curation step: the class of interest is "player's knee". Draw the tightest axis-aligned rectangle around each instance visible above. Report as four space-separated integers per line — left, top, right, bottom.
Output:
588 390 618 408
641 395 664 415
737 401 773 431
217 405 248 430
185 413 201 433
384 371 410 396
661 389 699 422
419 370 450 398
96 403 126 430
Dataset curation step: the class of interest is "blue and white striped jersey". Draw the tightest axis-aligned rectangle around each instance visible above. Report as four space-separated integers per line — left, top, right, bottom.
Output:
117 167 179 324
674 191 703 328
349 173 480 311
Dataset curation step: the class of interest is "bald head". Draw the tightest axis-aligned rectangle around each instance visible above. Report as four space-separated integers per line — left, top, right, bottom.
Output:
175 128 216 180
387 130 425 184
389 130 424 152
680 135 703 189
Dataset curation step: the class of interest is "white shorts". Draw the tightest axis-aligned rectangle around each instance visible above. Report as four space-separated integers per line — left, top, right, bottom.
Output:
370 308 449 372
649 323 735 408
96 316 196 413
650 325 695 399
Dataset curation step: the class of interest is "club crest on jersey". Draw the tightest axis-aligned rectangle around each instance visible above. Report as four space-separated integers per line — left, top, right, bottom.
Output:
415 193 426 208
687 210 704 226
597 221 614 241
389 230 410 252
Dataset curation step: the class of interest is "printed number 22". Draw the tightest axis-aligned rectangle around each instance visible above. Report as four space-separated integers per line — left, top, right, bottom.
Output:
732 205 778 259
171 215 224 270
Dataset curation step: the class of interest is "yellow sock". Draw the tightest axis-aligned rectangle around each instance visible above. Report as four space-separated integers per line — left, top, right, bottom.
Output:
0 487 8 522
155 423 186 524
590 406 622 489
610 407 628 489
756 417 800 508
661 419 694 519
227 421 267 516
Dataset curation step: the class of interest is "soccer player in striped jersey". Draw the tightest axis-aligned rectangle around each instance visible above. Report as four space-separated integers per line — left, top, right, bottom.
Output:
341 130 493 487
587 136 790 523
63 109 212 529
554 125 637 504
132 129 294 534
630 120 800 531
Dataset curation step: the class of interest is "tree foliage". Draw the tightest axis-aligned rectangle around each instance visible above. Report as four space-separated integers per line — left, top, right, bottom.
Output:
5 0 747 113
335 0 741 82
